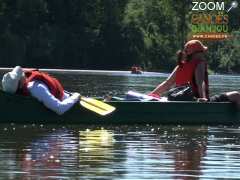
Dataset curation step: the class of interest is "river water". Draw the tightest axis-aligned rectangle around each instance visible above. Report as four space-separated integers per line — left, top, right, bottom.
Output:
0 70 240 179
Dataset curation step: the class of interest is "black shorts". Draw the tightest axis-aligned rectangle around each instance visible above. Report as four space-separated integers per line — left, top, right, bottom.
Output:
209 93 229 102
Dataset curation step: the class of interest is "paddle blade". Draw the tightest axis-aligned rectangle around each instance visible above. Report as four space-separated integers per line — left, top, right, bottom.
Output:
80 97 116 116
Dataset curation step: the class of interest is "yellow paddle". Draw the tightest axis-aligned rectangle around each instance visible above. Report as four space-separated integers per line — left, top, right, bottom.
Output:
80 96 116 116
64 91 115 116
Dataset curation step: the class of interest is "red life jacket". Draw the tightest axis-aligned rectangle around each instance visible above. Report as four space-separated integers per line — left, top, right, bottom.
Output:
21 70 64 100
175 59 209 99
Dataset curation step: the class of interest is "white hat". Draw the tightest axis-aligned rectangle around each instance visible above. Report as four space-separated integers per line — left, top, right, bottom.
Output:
2 66 24 93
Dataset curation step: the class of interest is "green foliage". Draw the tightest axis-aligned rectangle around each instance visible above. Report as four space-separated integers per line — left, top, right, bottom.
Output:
214 31 240 73
0 0 239 73
123 0 181 71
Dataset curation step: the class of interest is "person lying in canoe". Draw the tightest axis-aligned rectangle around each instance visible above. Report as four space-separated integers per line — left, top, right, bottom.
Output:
1 66 80 115
148 39 240 108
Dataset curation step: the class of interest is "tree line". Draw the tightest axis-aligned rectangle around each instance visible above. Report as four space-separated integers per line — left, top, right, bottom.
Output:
0 0 239 73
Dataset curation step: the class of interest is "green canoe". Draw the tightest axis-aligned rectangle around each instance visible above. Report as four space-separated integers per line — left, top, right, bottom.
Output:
0 90 239 125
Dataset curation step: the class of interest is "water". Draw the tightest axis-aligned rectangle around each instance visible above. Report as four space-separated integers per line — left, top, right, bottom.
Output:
0 70 240 179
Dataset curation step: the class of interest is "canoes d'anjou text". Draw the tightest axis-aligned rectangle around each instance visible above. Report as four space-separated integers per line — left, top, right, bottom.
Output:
0 90 239 125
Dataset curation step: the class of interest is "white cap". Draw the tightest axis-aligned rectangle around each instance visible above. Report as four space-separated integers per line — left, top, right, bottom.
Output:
2 66 24 93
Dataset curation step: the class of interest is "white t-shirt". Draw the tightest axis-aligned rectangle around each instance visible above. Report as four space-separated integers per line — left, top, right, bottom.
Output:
27 81 80 115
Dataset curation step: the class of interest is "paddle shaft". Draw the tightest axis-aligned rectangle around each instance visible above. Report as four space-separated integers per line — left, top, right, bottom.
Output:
65 91 105 109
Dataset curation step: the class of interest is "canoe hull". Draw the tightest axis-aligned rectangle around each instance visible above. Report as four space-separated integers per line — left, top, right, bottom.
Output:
0 91 239 125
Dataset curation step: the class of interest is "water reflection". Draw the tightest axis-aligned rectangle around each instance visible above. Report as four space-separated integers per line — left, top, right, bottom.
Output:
78 129 126 179
160 126 208 179
0 125 208 179
116 126 208 179
1 125 240 179
20 129 76 178
202 127 240 179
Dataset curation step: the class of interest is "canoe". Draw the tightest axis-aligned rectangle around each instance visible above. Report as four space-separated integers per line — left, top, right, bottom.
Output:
0 90 239 125
131 70 142 74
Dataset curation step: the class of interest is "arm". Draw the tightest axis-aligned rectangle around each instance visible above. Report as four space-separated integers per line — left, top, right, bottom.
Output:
195 62 207 99
27 81 80 115
150 66 178 96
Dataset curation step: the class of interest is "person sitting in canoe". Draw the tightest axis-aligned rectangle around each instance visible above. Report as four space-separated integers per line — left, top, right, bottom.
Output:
148 39 240 108
1 66 80 115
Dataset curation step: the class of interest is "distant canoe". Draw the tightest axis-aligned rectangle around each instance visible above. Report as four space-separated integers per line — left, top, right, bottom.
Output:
131 66 143 74
131 70 142 74
0 90 239 125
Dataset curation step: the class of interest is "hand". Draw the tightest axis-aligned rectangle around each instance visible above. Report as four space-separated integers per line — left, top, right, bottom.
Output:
197 98 208 102
71 92 81 100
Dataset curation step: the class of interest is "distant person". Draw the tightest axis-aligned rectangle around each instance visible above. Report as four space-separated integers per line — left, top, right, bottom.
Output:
131 65 142 74
1 66 80 115
148 40 240 108
136 66 142 72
